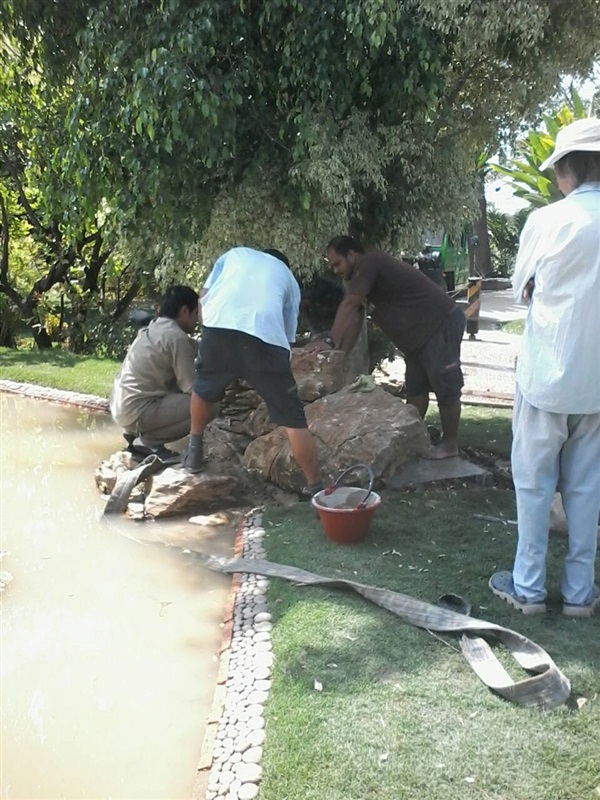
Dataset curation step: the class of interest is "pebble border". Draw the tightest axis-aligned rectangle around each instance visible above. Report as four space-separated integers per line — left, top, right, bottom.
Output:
192 509 270 800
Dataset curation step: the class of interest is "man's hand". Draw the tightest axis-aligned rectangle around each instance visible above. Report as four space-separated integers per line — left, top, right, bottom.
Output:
523 278 535 304
302 339 333 353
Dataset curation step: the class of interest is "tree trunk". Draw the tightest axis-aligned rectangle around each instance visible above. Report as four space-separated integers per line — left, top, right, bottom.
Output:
111 278 141 321
19 296 53 349
472 171 492 277
67 293 89 353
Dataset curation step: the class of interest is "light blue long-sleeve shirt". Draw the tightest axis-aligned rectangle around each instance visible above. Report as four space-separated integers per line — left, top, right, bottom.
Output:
513 183 600 414
201 247 301 351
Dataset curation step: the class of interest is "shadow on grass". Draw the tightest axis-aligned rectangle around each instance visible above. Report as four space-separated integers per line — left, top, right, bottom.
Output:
265 489 600 695
0 346 92 368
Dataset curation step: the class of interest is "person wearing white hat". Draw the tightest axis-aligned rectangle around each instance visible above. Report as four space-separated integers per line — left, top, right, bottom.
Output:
489 116 600 618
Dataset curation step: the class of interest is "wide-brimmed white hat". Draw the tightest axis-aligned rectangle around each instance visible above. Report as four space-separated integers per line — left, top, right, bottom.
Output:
540 117 600 171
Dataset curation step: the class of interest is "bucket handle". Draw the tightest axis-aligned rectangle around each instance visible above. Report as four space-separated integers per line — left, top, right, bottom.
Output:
325 463 375 509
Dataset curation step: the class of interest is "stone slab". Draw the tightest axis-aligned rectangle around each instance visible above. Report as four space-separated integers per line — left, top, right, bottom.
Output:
387 455 492 490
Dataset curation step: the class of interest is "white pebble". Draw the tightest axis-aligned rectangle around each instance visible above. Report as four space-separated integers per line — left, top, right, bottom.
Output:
238 783 259 800
234 737 252 754
234 762 262 783
247 690 268 704
242 746 263 764
219 771 235 789
246 728 265 747
253 666 271 680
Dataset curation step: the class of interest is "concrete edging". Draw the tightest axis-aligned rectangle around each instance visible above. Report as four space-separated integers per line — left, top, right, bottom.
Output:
0 380 110 412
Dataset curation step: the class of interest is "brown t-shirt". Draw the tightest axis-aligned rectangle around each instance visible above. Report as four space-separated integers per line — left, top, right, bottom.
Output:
345 250 455 353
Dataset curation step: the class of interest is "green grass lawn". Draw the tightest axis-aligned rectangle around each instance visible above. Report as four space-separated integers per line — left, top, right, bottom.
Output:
260 491 600 800
0 346 119 397
501 319 525 335
429 405 513 459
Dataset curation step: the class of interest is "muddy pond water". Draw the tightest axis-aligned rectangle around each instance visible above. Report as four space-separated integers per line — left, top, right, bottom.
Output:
0 394 235 799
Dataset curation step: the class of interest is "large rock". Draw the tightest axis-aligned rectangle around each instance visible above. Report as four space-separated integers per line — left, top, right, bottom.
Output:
243 383 428 492
550 493 600 541
291 347 361 402
95 423 251 518
143 469 238 518
245 402 277 439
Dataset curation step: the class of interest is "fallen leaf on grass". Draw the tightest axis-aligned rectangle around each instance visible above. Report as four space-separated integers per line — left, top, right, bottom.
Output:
313 680 323 692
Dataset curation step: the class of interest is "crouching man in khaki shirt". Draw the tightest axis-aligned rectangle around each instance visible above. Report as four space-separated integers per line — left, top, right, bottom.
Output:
110 285 199 458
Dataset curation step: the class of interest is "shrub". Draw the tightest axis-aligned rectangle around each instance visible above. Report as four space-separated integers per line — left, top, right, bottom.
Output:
82 315 136 360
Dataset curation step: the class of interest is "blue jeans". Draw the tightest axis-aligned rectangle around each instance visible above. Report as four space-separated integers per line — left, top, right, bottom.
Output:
511 389 600 605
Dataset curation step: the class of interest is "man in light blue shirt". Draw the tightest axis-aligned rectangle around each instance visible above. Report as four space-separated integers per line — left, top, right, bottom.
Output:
489 118 600 618
183 247 323 496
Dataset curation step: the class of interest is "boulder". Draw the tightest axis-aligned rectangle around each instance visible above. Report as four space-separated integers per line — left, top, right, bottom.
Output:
243 383 428 492
245 402 276 439
291 347 361 402
143 468 238 519
95 450 136 495
550 492 600 541
95 422 251 518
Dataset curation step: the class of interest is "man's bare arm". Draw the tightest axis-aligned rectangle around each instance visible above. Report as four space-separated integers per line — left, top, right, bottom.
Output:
331 294 366 354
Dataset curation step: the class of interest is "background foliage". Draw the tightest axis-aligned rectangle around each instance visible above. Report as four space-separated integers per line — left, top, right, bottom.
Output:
1 0 599 350
492 87 598 208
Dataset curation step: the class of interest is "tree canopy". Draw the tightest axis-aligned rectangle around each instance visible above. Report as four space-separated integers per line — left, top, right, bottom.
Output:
2 0 600 280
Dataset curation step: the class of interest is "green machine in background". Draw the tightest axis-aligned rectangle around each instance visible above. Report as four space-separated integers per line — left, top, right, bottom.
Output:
414 230 471 292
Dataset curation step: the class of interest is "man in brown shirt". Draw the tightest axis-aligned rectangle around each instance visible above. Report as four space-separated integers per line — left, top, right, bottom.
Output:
313 236 465 458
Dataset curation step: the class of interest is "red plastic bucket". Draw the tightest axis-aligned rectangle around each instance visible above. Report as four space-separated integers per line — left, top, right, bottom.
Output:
312 486 381 544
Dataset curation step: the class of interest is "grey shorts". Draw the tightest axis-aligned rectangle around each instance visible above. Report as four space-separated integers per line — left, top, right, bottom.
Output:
193 327 307 429
404 306 465 405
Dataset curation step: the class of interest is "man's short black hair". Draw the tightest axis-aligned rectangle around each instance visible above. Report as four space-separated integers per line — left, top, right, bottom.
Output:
263 248 290 268
326 236 365 256
159 285 199 319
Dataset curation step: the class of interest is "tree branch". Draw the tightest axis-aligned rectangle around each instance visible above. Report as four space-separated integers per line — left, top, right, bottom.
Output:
0 190 10 287
111 277 141 320
0 139 53 248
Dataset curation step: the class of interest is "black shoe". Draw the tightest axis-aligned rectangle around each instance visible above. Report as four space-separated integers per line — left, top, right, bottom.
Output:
129 437 178 463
